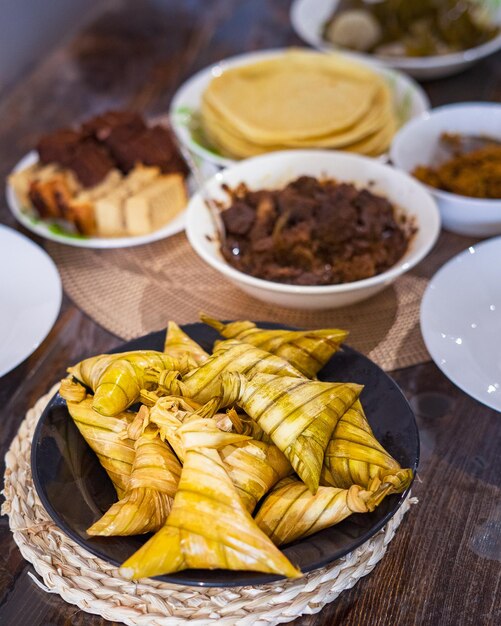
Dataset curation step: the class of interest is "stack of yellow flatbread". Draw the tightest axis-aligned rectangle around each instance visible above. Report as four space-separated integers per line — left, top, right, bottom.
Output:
201 49 397 159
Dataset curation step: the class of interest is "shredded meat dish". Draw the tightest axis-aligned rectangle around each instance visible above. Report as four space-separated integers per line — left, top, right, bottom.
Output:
413 135 501 199
220 176 415 286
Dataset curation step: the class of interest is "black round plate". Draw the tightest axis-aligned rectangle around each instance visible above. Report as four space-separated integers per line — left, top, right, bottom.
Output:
31 322 419 587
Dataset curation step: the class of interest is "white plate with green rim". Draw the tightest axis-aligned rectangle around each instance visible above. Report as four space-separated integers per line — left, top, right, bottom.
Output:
290 0 501 80
6 151 190 249
169 48 429 169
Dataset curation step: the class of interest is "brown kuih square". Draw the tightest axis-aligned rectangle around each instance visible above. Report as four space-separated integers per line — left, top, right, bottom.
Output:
64 139 116 187
104 125 189 175
81 110 146 142
37 128 85 166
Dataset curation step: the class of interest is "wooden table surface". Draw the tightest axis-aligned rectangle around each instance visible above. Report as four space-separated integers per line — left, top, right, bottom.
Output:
0 1 500 624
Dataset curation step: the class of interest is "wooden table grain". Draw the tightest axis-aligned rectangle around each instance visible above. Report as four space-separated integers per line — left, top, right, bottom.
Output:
0 1 500 625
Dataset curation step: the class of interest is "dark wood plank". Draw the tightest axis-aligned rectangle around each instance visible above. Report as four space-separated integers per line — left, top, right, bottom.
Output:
292 362 501 626
0 1 500 624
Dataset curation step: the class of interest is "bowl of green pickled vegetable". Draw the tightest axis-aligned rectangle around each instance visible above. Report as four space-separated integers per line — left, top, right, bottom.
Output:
291 0 501 79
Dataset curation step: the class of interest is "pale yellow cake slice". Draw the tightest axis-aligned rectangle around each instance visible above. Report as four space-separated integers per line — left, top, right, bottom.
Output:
92 166 162 237
124 174 187 236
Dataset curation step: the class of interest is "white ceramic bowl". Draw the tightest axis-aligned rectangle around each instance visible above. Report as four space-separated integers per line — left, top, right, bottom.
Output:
186 151 441 310
390 103 501 237
291 0 501 80
170 48 429 170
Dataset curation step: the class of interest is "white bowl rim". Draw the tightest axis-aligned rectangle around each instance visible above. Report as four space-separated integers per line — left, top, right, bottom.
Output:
390 101 501 208
186 149 441 295
290 0 501 70
369 30 501 69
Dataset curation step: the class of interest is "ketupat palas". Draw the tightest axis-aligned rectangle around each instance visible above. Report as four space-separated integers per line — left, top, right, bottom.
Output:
134 396 192 461
200 314 348 378
255 476 374 545
144 397 233 461
142 399 291 513
210 372 363 493
120 419 300 580
224 407 273 444
163 320 209 366
61 318 413 580
64 395 136 498
151 339 306 404
68 350 185 416
87 431 182 536
321 400 413 495
220 439 293 513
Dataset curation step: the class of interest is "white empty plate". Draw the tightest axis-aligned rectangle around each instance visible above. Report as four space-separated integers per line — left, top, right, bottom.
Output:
420 237 501 412
0 225 62 376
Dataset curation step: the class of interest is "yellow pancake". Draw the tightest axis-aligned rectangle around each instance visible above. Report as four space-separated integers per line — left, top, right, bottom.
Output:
202 78 393 150
202 107 268 158
343 116 397 156
264 82 395 149
204 106 396 159
202 104 395 159
202 84 396 158
203 50 380 143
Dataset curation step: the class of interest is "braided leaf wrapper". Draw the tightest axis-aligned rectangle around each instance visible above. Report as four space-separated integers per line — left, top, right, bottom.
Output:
68 351 184 416
214 372 363 493
255 476 372 545
154 339 305 404
164 321 209 366
120 420 299 580
201 314 348 378
220 439 292 513
65 395 136 498
87 433 182 536
321 400 413 495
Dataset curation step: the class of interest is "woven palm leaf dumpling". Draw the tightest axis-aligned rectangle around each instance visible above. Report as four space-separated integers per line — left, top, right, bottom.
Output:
200 313 349 378
120 419 301 580
59 317 413 580
67 350 188 417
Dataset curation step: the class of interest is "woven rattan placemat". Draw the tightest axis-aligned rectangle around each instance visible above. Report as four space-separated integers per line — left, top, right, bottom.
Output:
2 386 415 625
46 230 475 371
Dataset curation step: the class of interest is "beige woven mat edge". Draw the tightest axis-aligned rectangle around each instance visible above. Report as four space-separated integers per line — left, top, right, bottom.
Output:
46 230 477 371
